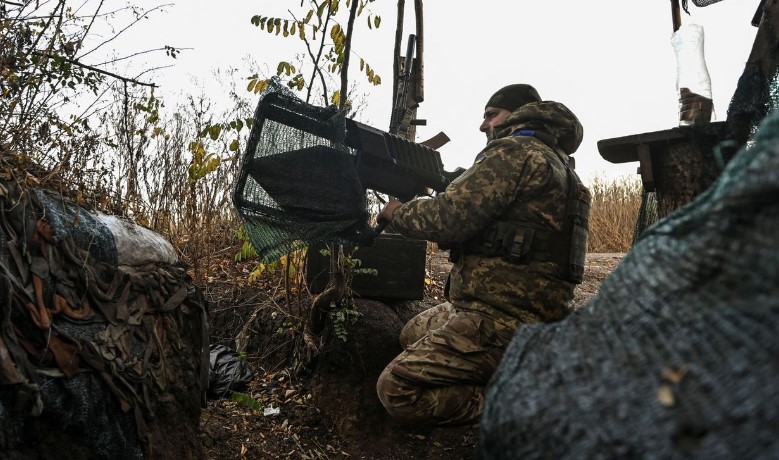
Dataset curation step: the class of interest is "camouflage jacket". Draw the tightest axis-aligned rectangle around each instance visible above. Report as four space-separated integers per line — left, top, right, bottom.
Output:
391 101 589 325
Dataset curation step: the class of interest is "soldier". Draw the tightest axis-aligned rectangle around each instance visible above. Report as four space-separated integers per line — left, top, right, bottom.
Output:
375 84 591 426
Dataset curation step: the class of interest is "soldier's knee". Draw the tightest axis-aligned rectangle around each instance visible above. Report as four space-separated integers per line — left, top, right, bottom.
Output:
376 365 435 425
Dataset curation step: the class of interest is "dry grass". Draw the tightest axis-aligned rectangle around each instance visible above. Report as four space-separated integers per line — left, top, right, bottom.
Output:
587 175 643 253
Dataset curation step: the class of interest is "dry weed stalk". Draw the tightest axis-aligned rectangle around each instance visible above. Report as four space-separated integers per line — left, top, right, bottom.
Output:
587 175 643 253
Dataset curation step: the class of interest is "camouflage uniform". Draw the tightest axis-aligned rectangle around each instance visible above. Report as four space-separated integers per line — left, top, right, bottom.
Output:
376 100 589 425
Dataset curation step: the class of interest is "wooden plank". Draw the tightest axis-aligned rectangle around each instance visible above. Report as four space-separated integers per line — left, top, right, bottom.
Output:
596 121 724 164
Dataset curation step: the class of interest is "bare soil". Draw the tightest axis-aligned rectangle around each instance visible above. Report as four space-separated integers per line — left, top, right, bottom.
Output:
199 252 624 460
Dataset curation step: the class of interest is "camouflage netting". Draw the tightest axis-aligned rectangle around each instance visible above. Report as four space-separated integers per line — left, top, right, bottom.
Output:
724 0 779 150
0 174 209 459
478 98 779 458
233 80 372 263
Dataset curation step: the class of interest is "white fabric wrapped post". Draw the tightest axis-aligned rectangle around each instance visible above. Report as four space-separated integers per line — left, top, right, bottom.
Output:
671 23 714 125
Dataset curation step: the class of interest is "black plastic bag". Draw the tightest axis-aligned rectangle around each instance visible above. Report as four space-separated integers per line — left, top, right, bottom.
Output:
207 345 254 399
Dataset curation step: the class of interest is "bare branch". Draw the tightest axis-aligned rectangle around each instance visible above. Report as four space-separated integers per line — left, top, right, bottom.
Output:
93 47 192 67
304 1 332 104
32 51 158 87
339 0 359 110
393 0 405 106
74 0 104 54
288 6 330 104
78 3 173 59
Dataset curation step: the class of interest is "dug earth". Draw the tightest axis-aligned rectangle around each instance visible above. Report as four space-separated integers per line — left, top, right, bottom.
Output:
200 252 624 460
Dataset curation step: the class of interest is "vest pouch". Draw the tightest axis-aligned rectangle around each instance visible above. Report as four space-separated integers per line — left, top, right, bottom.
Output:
566 187 590 284
501 227 535 264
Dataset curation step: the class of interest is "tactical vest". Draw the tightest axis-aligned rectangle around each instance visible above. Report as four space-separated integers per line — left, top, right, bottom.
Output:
451 130 590 284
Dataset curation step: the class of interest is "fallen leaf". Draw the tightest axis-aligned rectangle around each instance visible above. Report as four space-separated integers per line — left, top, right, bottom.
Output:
662 365 689 384
657 385 675 407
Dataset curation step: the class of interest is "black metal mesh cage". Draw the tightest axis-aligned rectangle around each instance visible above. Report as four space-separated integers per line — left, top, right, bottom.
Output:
233 80 371 263
687 0 726 7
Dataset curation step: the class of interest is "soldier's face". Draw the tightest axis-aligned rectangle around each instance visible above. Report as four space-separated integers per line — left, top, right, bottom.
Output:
480 107 511 139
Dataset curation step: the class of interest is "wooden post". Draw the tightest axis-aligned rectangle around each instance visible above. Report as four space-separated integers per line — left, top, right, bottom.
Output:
671 0 682 32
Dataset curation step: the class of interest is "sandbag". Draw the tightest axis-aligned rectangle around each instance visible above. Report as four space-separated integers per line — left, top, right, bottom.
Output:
0 178 209 459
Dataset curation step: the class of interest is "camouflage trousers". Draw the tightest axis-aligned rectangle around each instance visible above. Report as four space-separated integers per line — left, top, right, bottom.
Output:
376 302 519 426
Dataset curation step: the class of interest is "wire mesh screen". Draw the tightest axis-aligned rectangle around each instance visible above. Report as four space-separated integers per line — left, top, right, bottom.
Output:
233 81 371 263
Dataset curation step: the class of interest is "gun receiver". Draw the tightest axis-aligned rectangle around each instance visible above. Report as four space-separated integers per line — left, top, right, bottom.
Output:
345 118 449 202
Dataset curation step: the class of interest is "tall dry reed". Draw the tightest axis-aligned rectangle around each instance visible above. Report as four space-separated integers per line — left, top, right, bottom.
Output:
587 175 643 253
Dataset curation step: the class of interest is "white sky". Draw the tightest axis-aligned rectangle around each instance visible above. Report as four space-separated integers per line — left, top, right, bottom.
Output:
117 0 759 186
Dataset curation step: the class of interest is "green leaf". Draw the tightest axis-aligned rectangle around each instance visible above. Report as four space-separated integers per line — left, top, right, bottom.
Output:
230 391 263 412
209 124 222 141
253 79 269 94
316 1 327 18
330 23 341 40
374 15 381 28
229 138 239 152
304 9 314 23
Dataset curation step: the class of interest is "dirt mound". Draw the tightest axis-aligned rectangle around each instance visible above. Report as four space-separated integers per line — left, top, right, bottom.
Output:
200 252 623 459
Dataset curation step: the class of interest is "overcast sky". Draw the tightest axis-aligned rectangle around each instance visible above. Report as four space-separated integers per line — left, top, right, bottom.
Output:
118 0 760 185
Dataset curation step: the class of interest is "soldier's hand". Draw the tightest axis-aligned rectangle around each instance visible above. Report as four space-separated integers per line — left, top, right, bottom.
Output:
377 199 402 224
